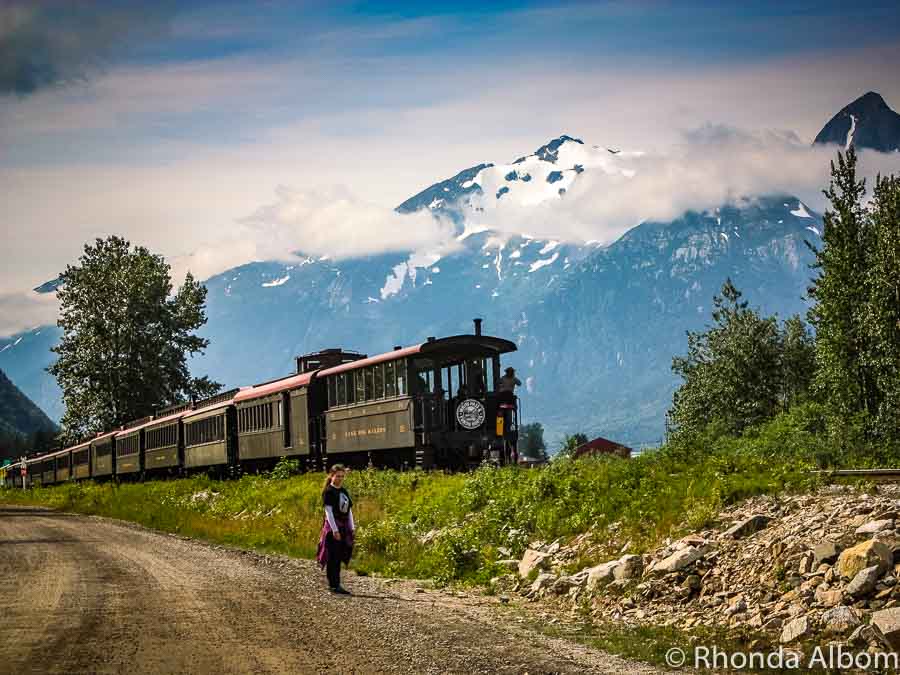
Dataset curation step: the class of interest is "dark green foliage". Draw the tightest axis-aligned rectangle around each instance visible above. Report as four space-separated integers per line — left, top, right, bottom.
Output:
807 148 875 432
49 236 220 439
668 280 814 441
519 422 547 459
808 150 900 441
557 432 589 458
862 173 900 440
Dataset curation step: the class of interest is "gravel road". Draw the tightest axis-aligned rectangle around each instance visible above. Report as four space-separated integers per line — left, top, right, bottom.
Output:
0 505 662 674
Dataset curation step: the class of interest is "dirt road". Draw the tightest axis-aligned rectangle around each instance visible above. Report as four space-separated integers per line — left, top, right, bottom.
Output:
0 505 661 674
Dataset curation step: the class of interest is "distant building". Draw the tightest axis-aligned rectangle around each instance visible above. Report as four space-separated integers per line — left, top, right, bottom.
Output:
517 455 548 468
572 436 631 460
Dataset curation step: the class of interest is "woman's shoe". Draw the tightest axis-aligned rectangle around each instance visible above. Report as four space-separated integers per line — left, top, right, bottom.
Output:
333 587 351 595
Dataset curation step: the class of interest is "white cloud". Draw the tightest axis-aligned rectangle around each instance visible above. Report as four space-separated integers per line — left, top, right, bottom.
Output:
466 127 900 245
0 290 59 336
170 185 458 283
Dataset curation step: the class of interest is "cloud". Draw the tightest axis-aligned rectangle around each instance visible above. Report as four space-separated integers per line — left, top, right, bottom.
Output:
170 185 458 283
466 127 900 245
0 290 59 336
0 2 174 96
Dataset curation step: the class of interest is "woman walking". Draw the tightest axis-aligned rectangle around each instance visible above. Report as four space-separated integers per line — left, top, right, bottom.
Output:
317 464 355 594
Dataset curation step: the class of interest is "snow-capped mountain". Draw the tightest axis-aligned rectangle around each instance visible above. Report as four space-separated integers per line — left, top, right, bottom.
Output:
18 92 899 445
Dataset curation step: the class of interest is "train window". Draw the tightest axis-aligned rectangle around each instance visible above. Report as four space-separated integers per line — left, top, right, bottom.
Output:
397 359 408 396
328 378 336 407
373 363 384 399
331 373 347 405
277 400 283 428
385 361 396 397
355 370 365 403
364 367 374 400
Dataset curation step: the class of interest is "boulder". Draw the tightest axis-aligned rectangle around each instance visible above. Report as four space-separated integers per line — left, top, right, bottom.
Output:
497 559 519 572
846 565 881 597
855 519 894 536
781 616 811 644
650 546 706 574
814 586 843 607
871 607 900 650
586 560 620 590
821 606 861 636
530 572 556 594
723 514 771 540
613 554 644 580
813 540 840 566
837 540 892 579
518 549 551 578
856 519 894 534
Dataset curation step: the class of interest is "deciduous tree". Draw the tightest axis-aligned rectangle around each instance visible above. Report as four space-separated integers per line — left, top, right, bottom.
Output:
49 236 220 439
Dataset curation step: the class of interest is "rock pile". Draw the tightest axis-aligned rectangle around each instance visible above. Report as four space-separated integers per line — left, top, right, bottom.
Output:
507 485 900 651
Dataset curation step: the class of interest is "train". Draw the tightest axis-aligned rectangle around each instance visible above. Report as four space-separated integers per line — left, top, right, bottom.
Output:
2 320 520 488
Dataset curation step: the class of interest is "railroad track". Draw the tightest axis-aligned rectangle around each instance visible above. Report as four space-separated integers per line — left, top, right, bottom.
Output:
813 468 900 482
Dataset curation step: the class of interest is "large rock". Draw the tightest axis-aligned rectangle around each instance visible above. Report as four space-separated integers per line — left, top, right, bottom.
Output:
837 540 892 579
821 606 861 636
723 514 771 540
815 586 844 607
871 607 900 650
530 572 556 594
846 565 881 597
855 519 894 535
586 560 620 590
518 549 551 578
650 546 707 574
813 540 840 566
613 554 644 580
781 616 811 644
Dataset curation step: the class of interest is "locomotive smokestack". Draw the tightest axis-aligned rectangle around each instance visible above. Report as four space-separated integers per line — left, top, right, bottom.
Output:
473 318 482 336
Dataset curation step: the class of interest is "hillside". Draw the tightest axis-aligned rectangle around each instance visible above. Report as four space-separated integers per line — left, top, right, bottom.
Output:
0 368 56 460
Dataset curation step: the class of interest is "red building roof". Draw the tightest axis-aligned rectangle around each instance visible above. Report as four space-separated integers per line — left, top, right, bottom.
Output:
572 436 631 459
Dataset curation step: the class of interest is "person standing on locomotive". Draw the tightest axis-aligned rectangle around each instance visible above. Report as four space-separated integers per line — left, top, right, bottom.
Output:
317 464 355 594
498 366 521 405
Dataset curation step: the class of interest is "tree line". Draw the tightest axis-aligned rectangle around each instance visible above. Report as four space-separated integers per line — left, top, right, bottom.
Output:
668 148 900 447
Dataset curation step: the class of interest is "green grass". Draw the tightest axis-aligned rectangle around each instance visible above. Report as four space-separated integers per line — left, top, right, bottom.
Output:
2 403 894 585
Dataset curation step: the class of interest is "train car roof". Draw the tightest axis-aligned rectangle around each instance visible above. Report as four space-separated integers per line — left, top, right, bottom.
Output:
317 334 517 377
43 447 71 460
66 438 93 453
90 430 118 445
116 409 189 437
182 393 244 420
318 344 422 377
233 372 315 403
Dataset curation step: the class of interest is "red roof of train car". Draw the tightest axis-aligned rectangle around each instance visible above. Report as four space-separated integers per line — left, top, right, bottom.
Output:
318 344 422 377
233 372 315 403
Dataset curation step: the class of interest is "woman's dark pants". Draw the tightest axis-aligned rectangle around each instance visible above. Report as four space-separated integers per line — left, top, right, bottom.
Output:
326 533 342 589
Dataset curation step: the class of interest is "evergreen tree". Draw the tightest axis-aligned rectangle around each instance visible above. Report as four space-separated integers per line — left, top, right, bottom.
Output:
807 148 875 429
863 173 900 439
49 236 220 439
669 280 812 440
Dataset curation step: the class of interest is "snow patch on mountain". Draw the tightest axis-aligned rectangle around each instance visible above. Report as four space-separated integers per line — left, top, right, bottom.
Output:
790 202 812 218
261 275 290 288
529 252 559 272
846 114 857 150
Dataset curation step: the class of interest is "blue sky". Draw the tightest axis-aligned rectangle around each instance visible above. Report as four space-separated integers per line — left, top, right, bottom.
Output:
1 0 900 334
